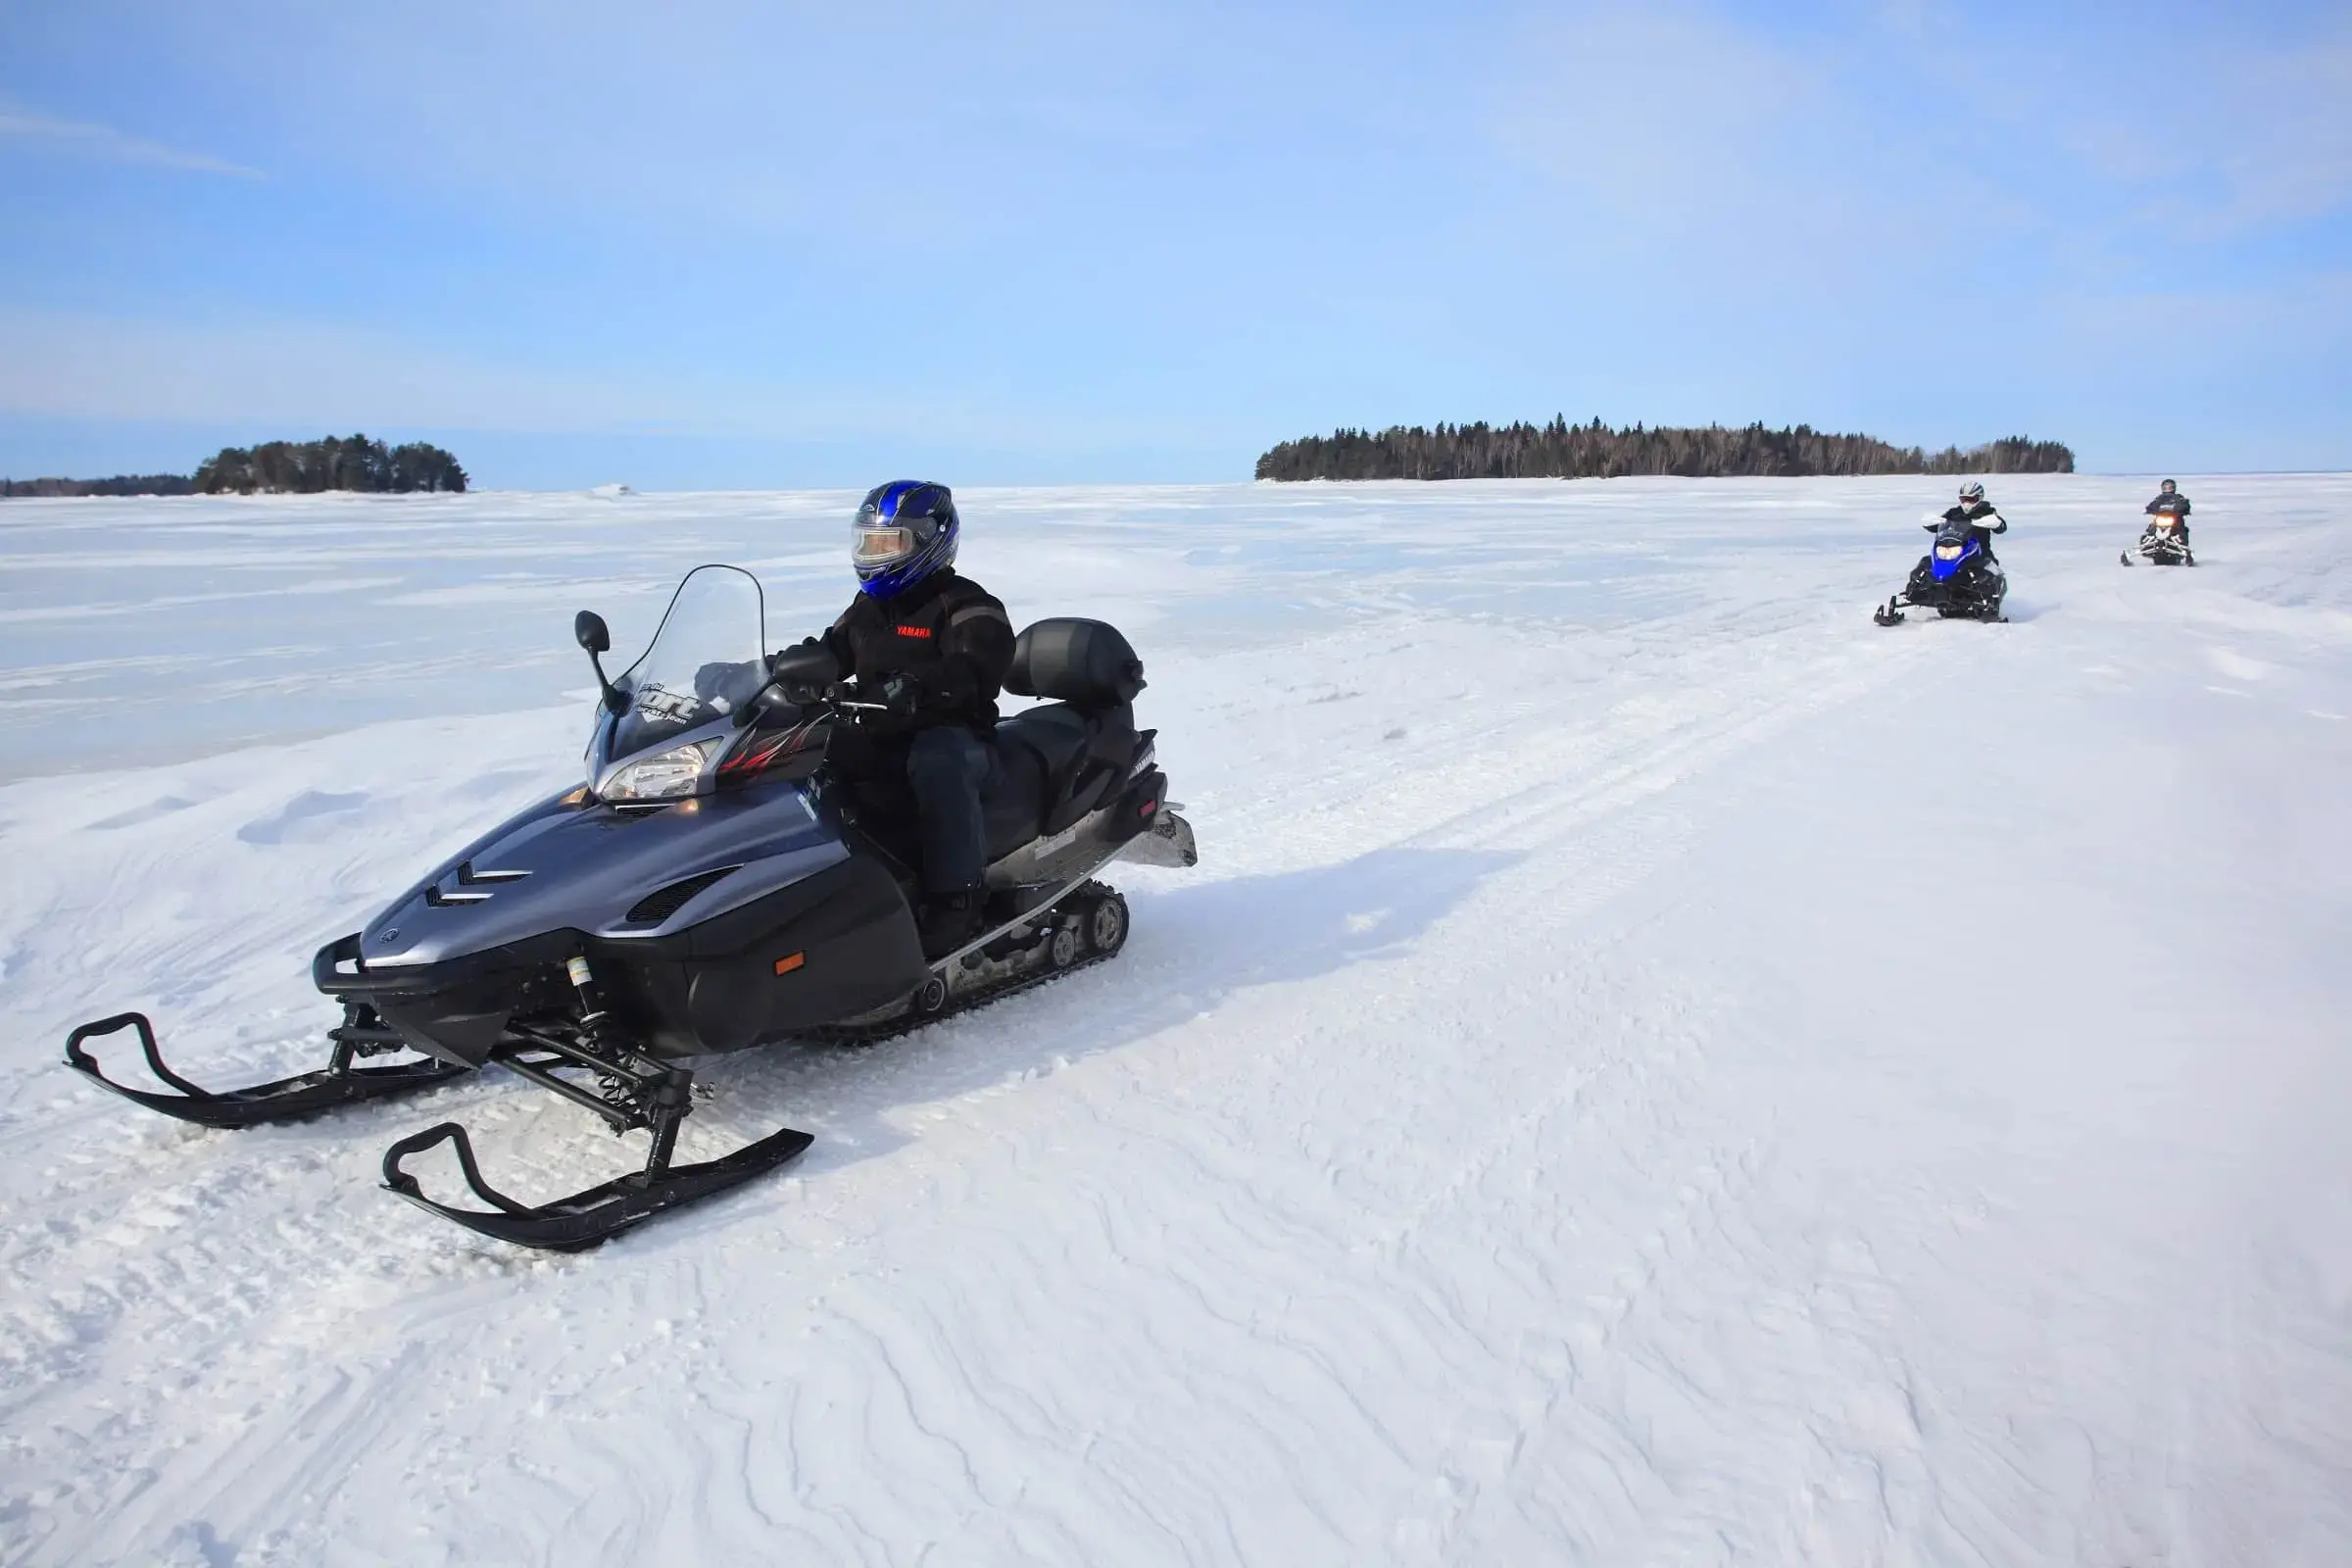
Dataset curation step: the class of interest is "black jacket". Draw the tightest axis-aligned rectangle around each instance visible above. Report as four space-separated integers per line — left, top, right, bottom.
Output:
2145 492 2191 517
818 569 1015 739
1938 500 2008 554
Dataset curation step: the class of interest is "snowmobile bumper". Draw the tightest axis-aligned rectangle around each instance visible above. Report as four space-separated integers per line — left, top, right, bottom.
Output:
64 1008 468 1129
1117 806 1197 869
381 1116 813 1250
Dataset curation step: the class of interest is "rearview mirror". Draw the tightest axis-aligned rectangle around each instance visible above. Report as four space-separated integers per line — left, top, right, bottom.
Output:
572 610 624 712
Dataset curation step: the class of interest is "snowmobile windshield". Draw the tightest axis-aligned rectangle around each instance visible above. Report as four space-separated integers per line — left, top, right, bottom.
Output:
611 564 767 760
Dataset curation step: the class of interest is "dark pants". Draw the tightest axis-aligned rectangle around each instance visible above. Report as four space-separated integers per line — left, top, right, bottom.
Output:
906 725 1000 894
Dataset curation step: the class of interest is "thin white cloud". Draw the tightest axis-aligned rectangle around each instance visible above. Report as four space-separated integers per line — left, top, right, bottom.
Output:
0 309 788 431
0 309 1248 454
0 103 261 178
1491 2 2352 261
1484 3 2021 273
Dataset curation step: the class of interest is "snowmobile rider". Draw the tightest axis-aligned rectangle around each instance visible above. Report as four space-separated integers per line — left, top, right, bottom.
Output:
789 481 1015 957
2144 479 2191 544
1935 480 2008 565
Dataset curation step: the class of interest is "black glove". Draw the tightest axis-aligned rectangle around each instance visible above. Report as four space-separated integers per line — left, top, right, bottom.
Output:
881 671 923 717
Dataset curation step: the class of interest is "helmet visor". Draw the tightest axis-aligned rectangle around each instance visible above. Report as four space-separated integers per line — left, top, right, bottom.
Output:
853 524 916 567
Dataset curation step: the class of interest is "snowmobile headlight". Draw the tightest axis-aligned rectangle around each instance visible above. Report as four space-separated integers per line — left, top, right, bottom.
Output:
603 741 714 803
1934 541 1964 560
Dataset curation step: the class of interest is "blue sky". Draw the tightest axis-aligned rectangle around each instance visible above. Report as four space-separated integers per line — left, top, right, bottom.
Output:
3 0 2347 487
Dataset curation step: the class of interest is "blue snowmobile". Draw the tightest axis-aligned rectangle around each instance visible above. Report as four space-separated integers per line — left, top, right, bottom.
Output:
1874 513 2008 625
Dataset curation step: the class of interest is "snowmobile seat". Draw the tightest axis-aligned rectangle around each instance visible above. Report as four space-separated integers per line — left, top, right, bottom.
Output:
995 701 1138 837
996 619 1148 839
982 736 1047 858
997 703 1094 780
1004 618 1145 710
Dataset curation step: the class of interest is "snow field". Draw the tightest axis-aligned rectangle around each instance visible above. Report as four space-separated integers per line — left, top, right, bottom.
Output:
1 476 2348 1564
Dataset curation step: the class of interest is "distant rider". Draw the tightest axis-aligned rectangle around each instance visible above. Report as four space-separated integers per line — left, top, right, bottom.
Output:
2143 479 2191 545
1934 480 2008 566
792 481 1015 957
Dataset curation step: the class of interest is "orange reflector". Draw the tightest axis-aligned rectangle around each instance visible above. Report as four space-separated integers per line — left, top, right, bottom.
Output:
560 786 589 807
773 952 806 976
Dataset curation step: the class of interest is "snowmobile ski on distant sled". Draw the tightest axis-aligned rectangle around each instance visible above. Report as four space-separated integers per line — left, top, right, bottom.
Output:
66 565 1197 1250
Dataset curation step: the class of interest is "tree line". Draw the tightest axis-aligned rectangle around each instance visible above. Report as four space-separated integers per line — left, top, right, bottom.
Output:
3 433 468 498
1 473 196 498
1255 419 2075 481
197 434 467 493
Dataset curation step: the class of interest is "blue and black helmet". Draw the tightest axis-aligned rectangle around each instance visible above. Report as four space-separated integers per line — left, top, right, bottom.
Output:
851 480 959 599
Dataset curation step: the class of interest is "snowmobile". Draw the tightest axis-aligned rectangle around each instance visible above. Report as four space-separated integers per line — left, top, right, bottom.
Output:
1873 514 2008 625
66 564 1197 1250
2123 514 2194 567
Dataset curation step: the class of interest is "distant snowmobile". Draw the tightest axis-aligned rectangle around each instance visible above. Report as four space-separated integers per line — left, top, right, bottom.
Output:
1873 513 2008 625
67 565 1197 1250
2123 514 2194 567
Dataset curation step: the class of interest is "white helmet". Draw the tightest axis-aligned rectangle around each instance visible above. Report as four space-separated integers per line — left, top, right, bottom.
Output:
1958 481 1985 503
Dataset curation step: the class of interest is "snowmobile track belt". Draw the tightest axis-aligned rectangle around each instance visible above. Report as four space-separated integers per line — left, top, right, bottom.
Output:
806 880 1126 1046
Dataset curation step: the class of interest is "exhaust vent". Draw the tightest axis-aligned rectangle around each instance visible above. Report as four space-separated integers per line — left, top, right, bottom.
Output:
624 866 737 927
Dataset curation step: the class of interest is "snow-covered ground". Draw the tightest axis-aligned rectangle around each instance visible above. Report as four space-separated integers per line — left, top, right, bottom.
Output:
3 476 2348 1565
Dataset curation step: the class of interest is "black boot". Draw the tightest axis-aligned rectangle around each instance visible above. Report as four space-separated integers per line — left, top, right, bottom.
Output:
917 886 989 959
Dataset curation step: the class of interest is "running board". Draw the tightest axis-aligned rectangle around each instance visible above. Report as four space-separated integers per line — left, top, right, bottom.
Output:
810 876 1132 1045
380 1118 813 1251
65 1010 469 1130
810 939 1124 1047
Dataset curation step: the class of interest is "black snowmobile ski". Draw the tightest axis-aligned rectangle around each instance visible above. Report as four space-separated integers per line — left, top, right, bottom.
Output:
1872 592 2006 626
382 1105 813 1251
345 933 830 1251
65 1004 468 1129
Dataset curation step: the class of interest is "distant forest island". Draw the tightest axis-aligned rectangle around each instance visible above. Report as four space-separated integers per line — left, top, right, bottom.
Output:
1255 420 2075 482
2 433 467 498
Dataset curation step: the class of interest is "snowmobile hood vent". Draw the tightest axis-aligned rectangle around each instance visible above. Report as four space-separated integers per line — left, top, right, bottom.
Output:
624 866 739 927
